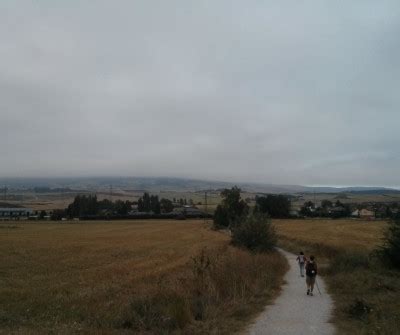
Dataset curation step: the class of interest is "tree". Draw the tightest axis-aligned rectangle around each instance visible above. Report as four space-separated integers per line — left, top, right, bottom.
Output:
39 210 47 219
150 195 161 214
379 218 400 269
255 195 290 218
98 199 114 212
66 194 99 217
143 193 151 212
213 186 248 228
231 212 277 252
114 200 131 215
51 209 65 220
137 193 152 212
213 205 229 227
321 200 333 209
137 198 144 212
160 198 174 213
335 200 344 207
300 201 315 217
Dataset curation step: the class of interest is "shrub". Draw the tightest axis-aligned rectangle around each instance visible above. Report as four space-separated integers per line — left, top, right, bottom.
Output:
347 299 373 321
120 292 191 331
231 213 277 252
379 218 400 269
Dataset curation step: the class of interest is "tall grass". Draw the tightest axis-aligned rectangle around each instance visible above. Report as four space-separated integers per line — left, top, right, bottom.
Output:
116 246 288 334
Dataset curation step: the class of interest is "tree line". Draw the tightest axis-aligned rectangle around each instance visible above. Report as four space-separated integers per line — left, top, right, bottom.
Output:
52 193 187 219
213 190 291 228
137 193 174 214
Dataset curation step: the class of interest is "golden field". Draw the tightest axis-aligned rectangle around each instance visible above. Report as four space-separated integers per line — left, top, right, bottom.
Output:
274 218 387 253
0 220 286 334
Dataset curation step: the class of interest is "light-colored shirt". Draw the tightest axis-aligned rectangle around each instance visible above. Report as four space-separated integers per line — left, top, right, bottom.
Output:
296 255 306 263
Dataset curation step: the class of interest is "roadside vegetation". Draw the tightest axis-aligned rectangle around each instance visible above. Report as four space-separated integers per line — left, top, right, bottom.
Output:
275 218 400 334
231 212 277 252
122 247 286 334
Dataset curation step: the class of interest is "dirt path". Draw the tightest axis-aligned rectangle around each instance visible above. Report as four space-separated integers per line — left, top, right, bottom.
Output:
247 249 335 335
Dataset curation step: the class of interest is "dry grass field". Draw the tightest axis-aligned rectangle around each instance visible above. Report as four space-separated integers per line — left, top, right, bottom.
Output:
274 218 387 253
0 220 286 334
274 218 400 334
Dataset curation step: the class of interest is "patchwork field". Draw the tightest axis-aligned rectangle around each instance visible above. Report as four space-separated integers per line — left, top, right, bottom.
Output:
0 220 286 334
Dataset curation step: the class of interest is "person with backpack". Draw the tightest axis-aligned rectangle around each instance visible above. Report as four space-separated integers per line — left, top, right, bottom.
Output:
296 251 307 277
305 255 318 296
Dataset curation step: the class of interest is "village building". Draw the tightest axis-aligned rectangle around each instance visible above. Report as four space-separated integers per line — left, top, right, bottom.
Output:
359 209 375 220
0 207 33 218
173 205 205 217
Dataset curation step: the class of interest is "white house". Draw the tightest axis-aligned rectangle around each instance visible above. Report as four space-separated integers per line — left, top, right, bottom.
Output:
0 207 33 218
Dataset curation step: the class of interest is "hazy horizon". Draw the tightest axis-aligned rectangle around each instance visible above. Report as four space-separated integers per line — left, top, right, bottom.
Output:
1 1 399 187
0 175 399 190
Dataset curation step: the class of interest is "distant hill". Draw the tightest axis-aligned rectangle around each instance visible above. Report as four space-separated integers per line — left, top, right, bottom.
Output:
344 189 400 195
0 177 398 195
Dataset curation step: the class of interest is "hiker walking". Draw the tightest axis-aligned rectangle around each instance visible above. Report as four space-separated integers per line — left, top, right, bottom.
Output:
296 251 307 277
306 255 318 296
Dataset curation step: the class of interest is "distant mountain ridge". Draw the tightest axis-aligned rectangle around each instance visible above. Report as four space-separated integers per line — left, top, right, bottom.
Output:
0 177 398 194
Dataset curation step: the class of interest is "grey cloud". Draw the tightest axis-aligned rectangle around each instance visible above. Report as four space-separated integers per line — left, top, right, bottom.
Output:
1 1 399 186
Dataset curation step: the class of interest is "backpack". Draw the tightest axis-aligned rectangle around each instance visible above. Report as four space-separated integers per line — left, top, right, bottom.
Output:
306 261 316 277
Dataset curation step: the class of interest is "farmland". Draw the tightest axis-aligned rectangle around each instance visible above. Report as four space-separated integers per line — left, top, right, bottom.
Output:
0 220 286 334
274 218 386 253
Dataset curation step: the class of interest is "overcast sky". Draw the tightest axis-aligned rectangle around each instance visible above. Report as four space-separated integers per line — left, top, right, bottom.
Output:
1 1 399 187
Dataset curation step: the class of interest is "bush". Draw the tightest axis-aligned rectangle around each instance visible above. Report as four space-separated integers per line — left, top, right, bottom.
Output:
379 219 400 269
119 292 191 331
231 213 277 252
347 299 373 321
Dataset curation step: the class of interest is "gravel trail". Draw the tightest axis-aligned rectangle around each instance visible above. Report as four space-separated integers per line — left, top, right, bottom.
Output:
247 249 335 335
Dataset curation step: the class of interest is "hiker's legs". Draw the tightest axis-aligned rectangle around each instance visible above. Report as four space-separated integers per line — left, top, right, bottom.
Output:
299 263 304 276
310 277 316 292
306 276 311 294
